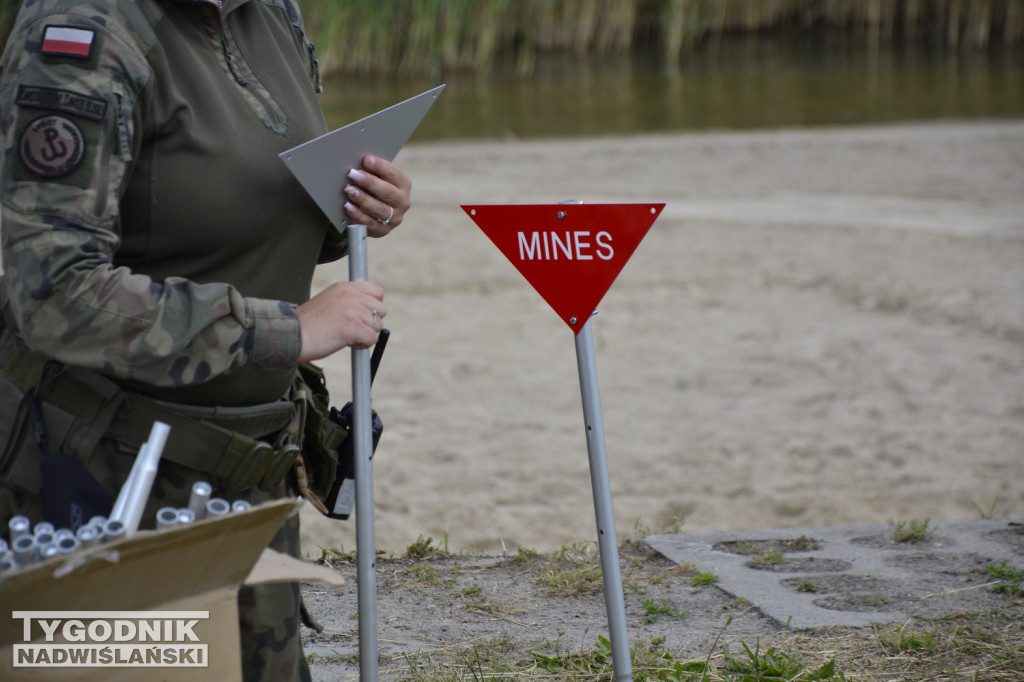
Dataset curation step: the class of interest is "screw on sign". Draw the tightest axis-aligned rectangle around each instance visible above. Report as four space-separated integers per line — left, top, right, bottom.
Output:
461 203 664 333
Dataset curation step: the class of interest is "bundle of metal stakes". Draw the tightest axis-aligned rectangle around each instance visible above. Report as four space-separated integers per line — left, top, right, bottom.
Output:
0 421 252 574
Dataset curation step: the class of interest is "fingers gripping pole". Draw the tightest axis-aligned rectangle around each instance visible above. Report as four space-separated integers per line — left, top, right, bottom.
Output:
348 223 379 682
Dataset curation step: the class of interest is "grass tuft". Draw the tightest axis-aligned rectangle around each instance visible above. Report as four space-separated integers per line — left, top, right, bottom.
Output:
533 542 604 596
691 571 719 587
889 517 932 543
987 560 1024 597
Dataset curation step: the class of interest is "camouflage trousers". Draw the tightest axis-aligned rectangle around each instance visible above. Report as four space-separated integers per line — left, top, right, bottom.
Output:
0 436 313 682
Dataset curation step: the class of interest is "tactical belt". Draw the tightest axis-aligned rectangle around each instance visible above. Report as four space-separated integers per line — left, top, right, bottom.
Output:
0 327 301 492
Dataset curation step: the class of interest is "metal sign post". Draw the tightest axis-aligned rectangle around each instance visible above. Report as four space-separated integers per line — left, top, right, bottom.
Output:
575 314 632 682
348 223 379 682
463 202 664 682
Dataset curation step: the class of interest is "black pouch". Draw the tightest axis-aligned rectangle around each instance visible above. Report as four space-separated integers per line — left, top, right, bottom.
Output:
40 451 113 530
27 392 112 530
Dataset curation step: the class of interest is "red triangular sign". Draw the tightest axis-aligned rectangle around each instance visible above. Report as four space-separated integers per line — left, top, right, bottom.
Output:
462 203 664 334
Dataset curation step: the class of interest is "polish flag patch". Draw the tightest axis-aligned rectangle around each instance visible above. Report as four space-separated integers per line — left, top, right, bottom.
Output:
41 26 96 59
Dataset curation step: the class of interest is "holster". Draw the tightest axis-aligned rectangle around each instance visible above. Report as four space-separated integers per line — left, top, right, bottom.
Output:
292 362 349 514
276 363 384 521
322 402 383 520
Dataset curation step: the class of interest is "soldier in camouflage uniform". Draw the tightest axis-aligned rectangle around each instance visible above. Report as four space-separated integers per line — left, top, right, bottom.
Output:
0 1 412 679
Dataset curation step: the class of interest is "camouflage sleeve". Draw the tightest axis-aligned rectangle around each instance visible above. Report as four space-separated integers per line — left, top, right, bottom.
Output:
0 5 301 387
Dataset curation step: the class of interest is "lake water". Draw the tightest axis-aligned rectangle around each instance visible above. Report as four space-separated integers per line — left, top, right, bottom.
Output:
319 35 1024 141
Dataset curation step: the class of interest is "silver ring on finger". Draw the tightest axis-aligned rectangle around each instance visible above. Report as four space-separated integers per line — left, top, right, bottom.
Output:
379 205 394 226
370 309 379 327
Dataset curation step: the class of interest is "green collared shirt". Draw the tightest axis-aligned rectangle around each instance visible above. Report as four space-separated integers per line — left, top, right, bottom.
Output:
1 0 337 406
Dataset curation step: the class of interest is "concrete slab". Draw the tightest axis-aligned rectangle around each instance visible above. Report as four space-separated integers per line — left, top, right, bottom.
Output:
645 518 1024 630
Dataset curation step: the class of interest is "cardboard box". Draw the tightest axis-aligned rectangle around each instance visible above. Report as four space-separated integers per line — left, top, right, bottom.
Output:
0 499 344 680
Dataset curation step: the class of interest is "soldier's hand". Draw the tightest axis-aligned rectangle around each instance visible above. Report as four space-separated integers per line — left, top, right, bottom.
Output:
296 281 386 362
342 155 412 237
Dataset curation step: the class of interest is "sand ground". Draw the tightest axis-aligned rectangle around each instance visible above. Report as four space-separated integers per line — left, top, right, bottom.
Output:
300 121 1024 558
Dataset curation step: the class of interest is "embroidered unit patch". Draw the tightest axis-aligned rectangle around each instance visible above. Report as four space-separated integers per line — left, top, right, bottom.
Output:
19 115 87 178
40 25 96 59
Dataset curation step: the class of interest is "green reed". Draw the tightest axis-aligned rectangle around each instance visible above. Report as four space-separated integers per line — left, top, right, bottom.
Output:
1 2 1020 75
300 0 1024 78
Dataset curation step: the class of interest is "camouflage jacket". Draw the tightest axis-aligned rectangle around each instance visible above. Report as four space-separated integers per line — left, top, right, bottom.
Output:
0 0 340 406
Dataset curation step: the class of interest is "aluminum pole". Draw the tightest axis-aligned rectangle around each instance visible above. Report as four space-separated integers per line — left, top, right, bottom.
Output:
575 317 632 681
110 421 171 534
348 223 379 681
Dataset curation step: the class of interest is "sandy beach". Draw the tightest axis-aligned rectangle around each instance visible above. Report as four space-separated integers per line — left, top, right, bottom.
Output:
300 120 1024 558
